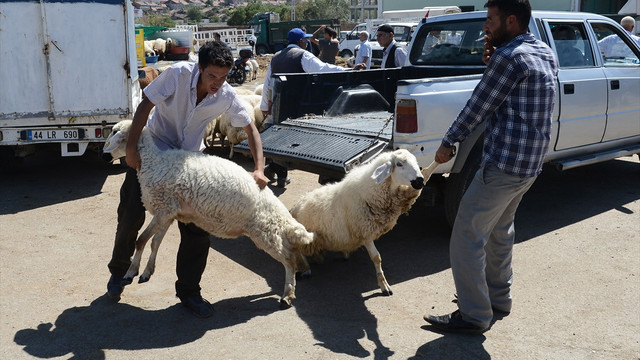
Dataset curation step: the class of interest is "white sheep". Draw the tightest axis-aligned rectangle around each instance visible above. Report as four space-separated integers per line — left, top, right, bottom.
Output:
289 149 425 296
143 40 156 57
152 37 174 59
209 96 265 159
102 120 315 308
254 83 263 96
248 59 259 80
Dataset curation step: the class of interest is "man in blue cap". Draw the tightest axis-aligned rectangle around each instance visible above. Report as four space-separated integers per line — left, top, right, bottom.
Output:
260 27 347 187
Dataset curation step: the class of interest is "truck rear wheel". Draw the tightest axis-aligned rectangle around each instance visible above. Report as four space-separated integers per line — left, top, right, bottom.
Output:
443 143 482 228
256 44 269 55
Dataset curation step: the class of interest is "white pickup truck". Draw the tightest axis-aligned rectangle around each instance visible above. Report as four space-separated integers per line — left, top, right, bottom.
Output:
238 10 640 226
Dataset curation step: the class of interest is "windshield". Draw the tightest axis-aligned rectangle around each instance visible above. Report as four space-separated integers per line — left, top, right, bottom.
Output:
409 19 486 66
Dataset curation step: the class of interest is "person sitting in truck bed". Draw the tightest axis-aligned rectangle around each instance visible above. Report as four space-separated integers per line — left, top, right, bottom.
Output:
260 27 348 187
376 24 408 68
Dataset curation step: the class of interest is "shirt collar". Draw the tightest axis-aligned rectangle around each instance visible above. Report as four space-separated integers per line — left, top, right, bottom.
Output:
383 40 397 53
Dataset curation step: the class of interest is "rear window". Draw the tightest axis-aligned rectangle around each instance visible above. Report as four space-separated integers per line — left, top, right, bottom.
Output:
409 19 486 66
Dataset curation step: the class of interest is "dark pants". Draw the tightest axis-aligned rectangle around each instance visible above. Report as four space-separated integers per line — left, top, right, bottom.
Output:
266 161 288 179
107 168 211 300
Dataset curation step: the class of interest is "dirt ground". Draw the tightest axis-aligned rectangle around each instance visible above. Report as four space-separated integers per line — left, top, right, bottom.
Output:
0 61 638 359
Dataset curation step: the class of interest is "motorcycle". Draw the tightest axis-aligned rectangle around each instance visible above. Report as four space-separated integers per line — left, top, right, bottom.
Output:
227 48 253 85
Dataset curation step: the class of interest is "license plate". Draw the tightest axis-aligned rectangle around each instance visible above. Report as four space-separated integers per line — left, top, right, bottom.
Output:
22 129 81 141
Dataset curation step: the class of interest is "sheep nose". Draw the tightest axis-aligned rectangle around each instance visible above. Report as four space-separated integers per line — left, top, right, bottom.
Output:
411 177 424 189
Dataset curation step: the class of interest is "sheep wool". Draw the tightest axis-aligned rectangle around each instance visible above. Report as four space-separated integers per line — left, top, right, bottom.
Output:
290 149 425 295
103 120 314 308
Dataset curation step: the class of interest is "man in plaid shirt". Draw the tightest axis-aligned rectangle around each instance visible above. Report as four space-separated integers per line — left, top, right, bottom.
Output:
425 0 558 333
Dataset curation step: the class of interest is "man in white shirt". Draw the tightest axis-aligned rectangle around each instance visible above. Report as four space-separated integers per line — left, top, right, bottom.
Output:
354 31 372 69
376 24 407 69
598 16 640 58
107 41 269 318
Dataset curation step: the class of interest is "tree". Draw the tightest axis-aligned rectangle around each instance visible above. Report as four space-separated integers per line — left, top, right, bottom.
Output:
186 6 203 24
144 14 175 28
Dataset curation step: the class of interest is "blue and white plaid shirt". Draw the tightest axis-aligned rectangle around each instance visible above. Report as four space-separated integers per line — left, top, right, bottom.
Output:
443 33 558 177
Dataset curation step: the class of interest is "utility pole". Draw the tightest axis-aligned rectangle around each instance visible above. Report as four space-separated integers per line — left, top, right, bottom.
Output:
292 0 296 21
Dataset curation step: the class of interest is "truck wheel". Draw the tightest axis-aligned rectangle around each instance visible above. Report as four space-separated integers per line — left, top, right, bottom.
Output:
340 50 353 58
443 143 482 228
256 45 269 55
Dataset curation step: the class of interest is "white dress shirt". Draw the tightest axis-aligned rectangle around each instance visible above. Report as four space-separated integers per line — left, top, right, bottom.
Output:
144 62 250 152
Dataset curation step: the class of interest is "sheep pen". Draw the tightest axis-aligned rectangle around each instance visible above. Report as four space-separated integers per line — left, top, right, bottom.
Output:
102 120 315 308
289 149 425 296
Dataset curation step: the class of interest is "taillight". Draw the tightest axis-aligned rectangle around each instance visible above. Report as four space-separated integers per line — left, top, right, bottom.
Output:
395 99 418 133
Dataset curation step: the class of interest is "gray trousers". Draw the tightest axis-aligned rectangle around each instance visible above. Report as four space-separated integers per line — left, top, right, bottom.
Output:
450 164 537 328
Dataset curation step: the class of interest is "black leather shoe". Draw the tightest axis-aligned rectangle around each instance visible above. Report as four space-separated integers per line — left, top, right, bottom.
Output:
276 177 291 188
180 294 214 318
107 275 125 302
424 310 487 334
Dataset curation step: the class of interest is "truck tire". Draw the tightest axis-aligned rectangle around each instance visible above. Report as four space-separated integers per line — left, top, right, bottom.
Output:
256 44 269 55
340 49 353 58
443 142 482 228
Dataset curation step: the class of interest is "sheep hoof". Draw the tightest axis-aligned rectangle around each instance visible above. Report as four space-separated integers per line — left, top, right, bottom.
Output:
279 298 292 309
122 276 134 285
382 289 393 296
138 276 149 283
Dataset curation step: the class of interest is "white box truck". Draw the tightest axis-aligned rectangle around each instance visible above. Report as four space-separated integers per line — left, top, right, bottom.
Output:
0 0 142 160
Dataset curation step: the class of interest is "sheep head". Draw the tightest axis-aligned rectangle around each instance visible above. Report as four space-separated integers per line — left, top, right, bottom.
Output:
371 149 424 190
103 120 132 160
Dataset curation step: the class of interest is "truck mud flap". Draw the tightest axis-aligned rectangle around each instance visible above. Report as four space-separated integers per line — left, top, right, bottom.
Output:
235 124 390 179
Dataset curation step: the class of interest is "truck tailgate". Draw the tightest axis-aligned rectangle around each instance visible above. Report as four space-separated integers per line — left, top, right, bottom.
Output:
236 112 392 178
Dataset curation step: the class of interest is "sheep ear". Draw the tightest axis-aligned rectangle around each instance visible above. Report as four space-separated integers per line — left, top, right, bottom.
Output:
371 161 392 183
103 131 125 153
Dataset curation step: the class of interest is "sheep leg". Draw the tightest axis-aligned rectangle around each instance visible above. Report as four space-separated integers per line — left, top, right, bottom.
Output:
295 252 311 279
123 215 171 284
139 221 171 283
364 241 393 296
280 263 296 309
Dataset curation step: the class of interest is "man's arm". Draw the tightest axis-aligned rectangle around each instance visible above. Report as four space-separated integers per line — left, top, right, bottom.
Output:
301 51 347 72
243 122 268 189
126 97 155 170
260 63 274 117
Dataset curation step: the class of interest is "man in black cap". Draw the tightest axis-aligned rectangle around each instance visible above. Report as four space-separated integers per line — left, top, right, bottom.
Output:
259 27 347 187
376 24 407 68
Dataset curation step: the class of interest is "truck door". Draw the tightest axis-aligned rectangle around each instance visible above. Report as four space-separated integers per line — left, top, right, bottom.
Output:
546 21 608 150
588 21 640 142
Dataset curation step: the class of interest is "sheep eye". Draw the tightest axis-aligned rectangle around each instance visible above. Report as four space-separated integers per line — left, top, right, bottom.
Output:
396 161 403 167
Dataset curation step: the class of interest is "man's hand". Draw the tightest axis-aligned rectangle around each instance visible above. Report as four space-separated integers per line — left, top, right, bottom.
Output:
482 35 495 65
125 146 142 170
435 144 456 164
252 170 269 189
353 63 366 70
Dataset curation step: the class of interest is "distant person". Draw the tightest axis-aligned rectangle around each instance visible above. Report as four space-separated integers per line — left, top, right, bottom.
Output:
424 30 442 52
312 25 340 64
213 32 232 50
376 24 407 68
551 25 587 67
598 16 640 58
445 30 462 45
354 30 372 69
260 28 348 187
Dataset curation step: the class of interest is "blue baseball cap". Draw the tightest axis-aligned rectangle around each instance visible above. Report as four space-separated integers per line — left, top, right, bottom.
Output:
287 28 313 43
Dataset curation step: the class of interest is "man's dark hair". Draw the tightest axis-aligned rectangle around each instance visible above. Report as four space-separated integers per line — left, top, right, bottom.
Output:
484 0 531 31
324 26 337 38
198 41 233 69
